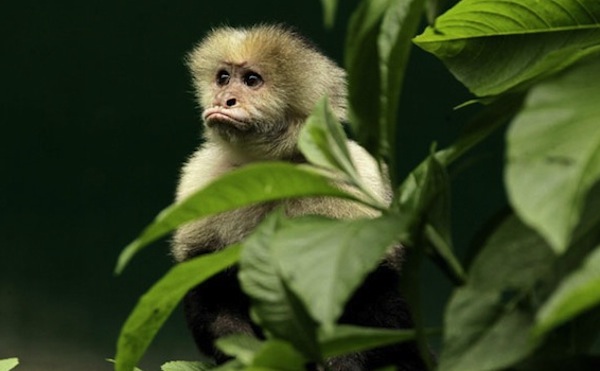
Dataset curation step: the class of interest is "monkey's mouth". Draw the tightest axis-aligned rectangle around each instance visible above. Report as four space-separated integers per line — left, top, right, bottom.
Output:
204 109 250 132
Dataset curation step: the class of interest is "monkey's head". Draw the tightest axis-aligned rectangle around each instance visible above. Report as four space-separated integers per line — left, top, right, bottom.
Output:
186 24 347 160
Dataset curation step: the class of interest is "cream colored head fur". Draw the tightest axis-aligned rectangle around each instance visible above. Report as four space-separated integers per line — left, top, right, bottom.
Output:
186 24 347 160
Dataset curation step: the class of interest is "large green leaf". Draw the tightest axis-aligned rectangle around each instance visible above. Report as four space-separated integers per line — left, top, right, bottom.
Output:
115 162 361 274
115 246 241 371
273 214 407 331
505 57 600 253
440 287 536 371
535 244 600 338
414 0 600 97
439 215 555 371
468 215 555 292
238 212 322 362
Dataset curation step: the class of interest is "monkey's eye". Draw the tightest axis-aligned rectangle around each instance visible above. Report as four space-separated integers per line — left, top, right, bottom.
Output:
243 72 263 88
216 70 230 86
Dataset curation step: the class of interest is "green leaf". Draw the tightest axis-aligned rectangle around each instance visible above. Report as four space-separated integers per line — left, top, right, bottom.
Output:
535 244 600 338
413 0 600 97
377 0 424 184
420 150 465 284
345 0 390 156
239 212 321 361
395 150 447 238
320 0 339 28
468 215 555 292
0 359 19 371
274 214 408 330
299 96 389 209
115 246 241 371
161 361 214 371
216 335 263 365
251 340 307 371
440 287 535 371
439 215 556 371
217 335 307 370
425 0 448 25
319 325 415 359
115 162 360 274
346 0 424 181
299 96 359 180
396 149 466 282
506 57 600 253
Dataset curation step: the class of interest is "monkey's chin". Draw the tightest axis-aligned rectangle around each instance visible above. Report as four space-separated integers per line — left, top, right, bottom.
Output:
205 116 250 132
205 117 257 143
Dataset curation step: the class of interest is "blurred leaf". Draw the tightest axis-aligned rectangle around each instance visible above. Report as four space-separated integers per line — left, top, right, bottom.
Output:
212 360 244 371
506 57 600 253
239 212 322 362
215 338 310 370
346 0 424 180
115 246 241 371
250 340 307 370
377 0 424 184
413 0 600 96
274 214 408 330
440 287 535 371
439 215 556 371
535 244 600 338
161 361 214 371
394 150 455 368
107 359 143 371
424 0 447 25
116 162 361 274
468 215 555 292
319 325 415 359
216 335 263 365
0 359 19 371
396 150 450 237
320 0 339 28
419 151 465 284
345 0 389 156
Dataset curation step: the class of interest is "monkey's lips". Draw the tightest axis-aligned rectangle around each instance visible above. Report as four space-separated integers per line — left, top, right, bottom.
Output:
203 108 250 131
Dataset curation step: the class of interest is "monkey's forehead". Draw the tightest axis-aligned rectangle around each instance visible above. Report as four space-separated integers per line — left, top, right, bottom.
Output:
187 25 316 69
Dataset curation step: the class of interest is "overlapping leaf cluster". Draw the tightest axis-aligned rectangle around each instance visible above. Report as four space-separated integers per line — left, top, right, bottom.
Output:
113 1 600 370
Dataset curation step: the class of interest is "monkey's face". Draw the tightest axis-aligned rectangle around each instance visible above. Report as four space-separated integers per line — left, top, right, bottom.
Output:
187 25 347 159
200 62 287 142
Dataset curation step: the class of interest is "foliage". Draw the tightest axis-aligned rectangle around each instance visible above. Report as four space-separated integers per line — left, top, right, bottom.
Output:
115 0 600 370
0 359 19 371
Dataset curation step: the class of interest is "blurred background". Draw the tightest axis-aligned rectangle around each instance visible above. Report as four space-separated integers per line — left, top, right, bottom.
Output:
1 0 505 369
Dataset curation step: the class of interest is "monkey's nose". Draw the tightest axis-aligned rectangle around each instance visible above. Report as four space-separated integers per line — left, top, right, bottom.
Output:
226 98 237 107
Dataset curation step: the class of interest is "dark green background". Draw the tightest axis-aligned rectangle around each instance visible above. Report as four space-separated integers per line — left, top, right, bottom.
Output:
1 1 504 370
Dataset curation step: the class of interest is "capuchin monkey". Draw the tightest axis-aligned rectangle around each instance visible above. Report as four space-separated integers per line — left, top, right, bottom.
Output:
172 25 426 370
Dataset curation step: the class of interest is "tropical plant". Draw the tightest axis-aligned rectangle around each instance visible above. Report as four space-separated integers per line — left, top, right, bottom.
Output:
114 0 600 370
